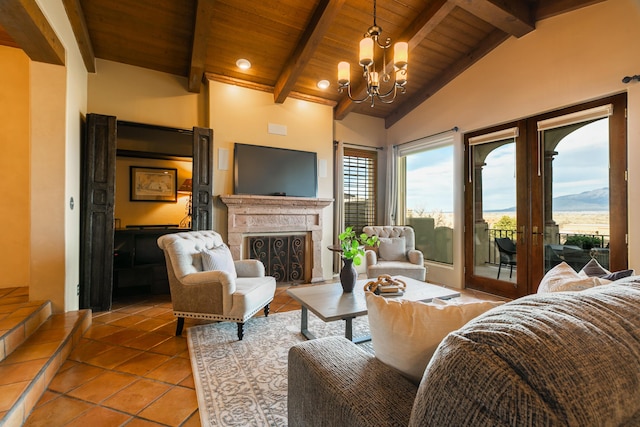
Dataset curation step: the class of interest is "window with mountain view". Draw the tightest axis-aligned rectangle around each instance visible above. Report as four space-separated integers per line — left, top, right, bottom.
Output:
400 141 454 265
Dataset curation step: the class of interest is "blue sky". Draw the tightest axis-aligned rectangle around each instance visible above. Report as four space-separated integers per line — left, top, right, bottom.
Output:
406 145 454 213
405 119 608 213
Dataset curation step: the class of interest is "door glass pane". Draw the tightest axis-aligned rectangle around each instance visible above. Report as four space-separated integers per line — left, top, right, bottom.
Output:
472 138 517 282
404 145 454 264
542 118 610 272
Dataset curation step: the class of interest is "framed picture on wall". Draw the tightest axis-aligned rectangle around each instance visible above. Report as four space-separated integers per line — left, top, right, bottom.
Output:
130 166 178 202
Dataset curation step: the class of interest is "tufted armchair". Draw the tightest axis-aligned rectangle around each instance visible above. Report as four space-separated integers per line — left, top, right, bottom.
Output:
157 230 276 340
363 226 427 281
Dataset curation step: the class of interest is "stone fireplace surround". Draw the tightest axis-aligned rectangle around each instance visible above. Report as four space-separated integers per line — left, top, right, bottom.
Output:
220 195 333 283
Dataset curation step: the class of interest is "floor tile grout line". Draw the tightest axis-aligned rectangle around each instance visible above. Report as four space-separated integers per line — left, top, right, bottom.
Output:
45 360 196 424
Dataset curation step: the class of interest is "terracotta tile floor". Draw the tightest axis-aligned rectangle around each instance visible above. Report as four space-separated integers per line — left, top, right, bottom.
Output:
21 280 503 426
23 285 300 426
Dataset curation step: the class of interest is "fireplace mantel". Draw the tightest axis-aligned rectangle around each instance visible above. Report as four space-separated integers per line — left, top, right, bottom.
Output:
220 195 333 283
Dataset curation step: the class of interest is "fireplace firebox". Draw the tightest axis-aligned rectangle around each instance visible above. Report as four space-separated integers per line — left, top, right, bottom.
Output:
248 235 306 283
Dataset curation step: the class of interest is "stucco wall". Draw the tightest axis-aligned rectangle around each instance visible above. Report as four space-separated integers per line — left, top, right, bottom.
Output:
387 0 640 285
207 80 335 280
0 46 30 289
88 59 205 128
25 0 89 312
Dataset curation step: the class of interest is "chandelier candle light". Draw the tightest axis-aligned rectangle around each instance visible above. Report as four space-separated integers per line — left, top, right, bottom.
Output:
337 0 408 106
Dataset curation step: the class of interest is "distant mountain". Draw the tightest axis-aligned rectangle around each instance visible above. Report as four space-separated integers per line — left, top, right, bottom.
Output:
552 187 609 211
489 187 609 212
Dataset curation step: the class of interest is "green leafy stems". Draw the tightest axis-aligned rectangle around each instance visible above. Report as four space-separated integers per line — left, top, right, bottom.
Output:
338 226 380 266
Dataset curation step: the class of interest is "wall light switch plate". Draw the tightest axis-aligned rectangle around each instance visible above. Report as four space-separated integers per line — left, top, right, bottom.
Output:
218 148 229 170
318 159 327 178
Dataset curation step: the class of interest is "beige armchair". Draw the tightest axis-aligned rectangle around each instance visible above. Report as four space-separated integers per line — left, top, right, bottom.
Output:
157 230 276 340
363 226 427 281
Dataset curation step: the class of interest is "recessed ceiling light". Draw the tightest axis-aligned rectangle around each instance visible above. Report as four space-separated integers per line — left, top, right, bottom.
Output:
317 80 330 89
236 58 251 70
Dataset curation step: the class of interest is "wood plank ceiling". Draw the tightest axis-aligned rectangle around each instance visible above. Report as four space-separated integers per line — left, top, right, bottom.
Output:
0 0 605 128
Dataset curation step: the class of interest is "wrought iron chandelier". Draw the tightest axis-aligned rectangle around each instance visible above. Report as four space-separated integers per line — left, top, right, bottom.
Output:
337 0 408 106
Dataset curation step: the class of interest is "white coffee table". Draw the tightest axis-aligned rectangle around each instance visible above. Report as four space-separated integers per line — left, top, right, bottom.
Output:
286 275 460 343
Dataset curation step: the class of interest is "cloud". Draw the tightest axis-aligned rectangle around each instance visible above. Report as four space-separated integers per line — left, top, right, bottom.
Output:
402 117 609 213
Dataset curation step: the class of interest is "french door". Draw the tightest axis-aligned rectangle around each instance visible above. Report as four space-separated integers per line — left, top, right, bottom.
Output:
464 94 627 298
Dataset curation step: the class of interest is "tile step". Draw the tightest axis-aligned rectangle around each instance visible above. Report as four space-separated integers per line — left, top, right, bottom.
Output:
0 300 52 363
0 308 91 427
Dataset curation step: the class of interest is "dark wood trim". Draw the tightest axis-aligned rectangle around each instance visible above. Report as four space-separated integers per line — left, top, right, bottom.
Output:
116 149 192 161
62 0 96 72
536 0 606 20
450 0 534 38
608 93 629 272
0 0 65 65
188 0 214 93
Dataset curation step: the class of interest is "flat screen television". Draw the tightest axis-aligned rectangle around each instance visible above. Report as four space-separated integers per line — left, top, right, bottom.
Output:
234 143 318 198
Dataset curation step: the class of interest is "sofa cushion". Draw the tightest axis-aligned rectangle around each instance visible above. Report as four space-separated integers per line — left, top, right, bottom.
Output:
537 262 600 293
365 292 503 384
201 244 237 279
409 280 640 427
378 237 406 261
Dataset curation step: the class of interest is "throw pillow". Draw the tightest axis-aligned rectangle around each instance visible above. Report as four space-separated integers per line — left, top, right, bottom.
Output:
365 292 503 384
578 258 634 282
201 244 237 279
601 269 634 281
579 258 610 277
378 237 406 261
538 262 599 293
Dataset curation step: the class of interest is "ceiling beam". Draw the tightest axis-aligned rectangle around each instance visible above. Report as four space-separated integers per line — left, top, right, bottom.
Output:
0 0 65 66
450 0 534 37
0 27 20 48
536 0 606 20
62 0 95 73
334 0 453 121
384 29 509 129
273 0 346 104
188 0 215 93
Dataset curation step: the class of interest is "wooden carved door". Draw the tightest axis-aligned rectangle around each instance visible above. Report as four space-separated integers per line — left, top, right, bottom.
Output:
191 127 213 230
80 113 117 311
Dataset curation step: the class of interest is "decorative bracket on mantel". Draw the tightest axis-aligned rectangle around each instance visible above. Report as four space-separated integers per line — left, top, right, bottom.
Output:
220 195 334 283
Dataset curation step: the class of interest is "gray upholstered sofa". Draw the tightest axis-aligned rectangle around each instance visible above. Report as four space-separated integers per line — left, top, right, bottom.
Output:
288 278 640 426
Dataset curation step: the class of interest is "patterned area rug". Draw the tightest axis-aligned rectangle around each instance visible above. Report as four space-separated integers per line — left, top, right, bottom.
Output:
187 310 372 427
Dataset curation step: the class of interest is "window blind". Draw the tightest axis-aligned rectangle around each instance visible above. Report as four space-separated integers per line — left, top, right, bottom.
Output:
343 147 377 233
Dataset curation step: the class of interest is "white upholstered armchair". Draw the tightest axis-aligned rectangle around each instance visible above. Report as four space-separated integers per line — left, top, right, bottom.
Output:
157 230 276 340
363 226 427 281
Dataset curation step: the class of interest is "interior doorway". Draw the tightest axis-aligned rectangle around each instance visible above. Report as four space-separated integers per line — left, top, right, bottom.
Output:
80 114 213 312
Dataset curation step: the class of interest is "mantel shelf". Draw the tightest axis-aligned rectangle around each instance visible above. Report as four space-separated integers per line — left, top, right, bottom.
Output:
219 194 333 209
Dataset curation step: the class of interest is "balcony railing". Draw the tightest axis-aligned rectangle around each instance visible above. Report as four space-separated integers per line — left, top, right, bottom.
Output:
486 229 610 269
